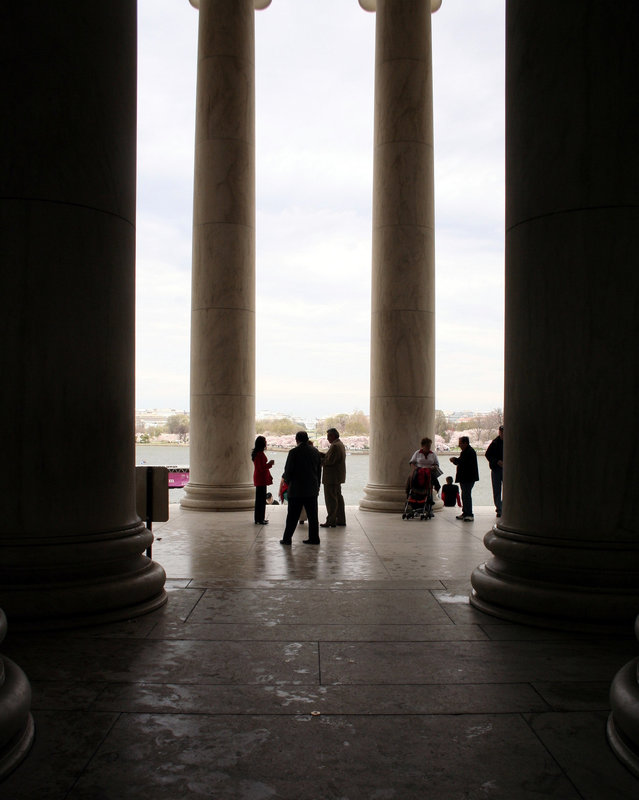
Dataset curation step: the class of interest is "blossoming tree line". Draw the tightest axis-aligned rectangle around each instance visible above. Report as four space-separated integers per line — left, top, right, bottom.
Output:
255 409 503 452
134 409 503 451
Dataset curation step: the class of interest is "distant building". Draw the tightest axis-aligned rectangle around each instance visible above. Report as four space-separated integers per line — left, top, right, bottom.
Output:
136 409 189 430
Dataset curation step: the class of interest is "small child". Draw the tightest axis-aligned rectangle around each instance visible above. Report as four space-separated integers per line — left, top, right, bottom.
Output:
441 476 461 508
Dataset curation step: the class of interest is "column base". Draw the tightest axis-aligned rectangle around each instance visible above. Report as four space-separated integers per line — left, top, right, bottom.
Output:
360 483 409 513
180 482 254 511
608 658 639 778
470 525 639 633
0 523 167 630
0 611 34 778
470 577 631 635
0 660 34 779
360 483 444 513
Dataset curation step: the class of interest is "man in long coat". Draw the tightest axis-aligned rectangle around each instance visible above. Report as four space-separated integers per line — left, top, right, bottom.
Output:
280 431 322 545
320 428 347 528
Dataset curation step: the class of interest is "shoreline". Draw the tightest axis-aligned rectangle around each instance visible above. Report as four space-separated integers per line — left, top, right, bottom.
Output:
135 443 485 455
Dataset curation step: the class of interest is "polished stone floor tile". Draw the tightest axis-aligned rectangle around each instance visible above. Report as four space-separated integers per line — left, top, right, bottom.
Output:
4 638 319 685
0 709 118 800
4 505 636 798
369 529 483 551
69 586 206 634
526 710 639 799
480 622 597 641
92 680 549 716
532 681 612 711
380 555 485 580
147 620 488 642
65 712 582 800
29 680 105 711
319 639 638 685
234 555 393 581
186 587 451 626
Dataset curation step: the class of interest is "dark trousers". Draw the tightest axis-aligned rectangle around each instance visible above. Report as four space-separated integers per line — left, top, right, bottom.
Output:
459 481 475 517
323 483 345 525
490 467 503 513
282 495 319 542
254 485 267 523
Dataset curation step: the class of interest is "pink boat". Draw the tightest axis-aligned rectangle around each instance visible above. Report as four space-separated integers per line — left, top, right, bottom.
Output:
167 466 190 488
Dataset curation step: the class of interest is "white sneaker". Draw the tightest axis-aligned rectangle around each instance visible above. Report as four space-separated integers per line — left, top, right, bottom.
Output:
463 515 474 521
456 514 465 520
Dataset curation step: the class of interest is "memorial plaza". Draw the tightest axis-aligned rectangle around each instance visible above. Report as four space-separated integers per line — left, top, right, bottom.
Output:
2 504 638 798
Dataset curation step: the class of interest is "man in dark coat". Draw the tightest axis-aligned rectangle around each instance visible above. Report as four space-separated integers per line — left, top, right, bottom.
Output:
485 425 504 518
280 431 322 545
449 436 480 521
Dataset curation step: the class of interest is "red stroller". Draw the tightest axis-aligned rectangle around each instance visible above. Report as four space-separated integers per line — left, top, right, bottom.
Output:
402 467 434 520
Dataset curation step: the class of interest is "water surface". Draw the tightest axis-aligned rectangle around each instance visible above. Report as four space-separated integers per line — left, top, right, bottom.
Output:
136 445 497 507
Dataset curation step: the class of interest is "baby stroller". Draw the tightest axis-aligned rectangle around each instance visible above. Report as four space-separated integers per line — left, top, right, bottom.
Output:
402 467 434 520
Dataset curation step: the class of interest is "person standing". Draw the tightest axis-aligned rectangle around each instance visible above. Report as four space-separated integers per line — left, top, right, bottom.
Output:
251 436 274 525
408 436 441 493
320 428 346 528
280 431 322 545
485 425 504 517
409 437 440 472
449 436 479 521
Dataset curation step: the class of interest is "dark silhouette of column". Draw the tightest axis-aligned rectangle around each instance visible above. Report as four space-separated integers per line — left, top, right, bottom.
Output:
469 2 639 772
471 3 639 628
0 2 167 627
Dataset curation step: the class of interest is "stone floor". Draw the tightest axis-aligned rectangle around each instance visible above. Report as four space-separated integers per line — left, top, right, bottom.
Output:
2 504 638 799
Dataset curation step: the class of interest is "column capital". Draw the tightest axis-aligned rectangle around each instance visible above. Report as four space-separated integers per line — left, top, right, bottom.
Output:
189 0 272 8
359 0 442 12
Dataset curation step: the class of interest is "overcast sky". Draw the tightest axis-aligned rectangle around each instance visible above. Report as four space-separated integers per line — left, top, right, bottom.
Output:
135 0 505 419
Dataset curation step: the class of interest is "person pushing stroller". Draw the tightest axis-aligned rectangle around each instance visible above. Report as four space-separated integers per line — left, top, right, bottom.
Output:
403 437 440 520
408 437 440 482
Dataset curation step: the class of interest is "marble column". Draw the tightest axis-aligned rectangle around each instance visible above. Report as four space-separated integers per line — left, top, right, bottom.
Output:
0 611 33 778
470 2 639 630
0 2 166 626
359 0 441 512
182 0 271 510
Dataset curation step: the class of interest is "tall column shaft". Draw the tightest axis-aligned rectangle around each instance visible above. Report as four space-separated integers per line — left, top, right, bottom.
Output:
182 0 258 510
471 2 639 629
360 0 436 512
0 2 166 626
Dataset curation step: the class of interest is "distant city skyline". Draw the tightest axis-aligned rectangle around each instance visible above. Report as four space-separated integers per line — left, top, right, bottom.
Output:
136 407 500 420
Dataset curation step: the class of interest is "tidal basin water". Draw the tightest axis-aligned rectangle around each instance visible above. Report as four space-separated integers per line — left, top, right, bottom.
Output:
136 445 497 508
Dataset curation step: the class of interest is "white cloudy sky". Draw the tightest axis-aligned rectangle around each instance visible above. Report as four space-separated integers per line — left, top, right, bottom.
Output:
135 0 505 419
